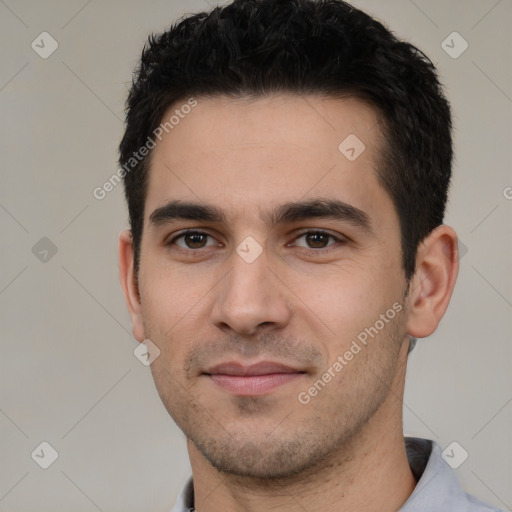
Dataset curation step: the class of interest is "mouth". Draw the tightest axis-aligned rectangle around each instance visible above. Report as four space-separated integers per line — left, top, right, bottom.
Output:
203 361 307 396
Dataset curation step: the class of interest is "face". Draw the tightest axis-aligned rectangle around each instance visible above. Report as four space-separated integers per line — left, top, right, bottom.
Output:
131 94 411 478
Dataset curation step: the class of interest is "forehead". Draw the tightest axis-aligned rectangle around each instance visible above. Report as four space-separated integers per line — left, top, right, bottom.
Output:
145 94 393 228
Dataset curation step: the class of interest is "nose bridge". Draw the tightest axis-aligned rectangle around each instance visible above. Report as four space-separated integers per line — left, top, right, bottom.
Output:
211 242 291 335
225 242 274 308
230 244 270 295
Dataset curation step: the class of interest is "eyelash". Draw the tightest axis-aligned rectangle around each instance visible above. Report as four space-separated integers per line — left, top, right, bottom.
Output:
166 229 346 256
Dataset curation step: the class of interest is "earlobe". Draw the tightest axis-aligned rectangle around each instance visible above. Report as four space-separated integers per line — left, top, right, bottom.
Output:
118 230 146 342
406 225 459 339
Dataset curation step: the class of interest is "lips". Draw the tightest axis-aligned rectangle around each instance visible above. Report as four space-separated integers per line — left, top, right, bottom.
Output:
206 361 302 376
204 361 305 396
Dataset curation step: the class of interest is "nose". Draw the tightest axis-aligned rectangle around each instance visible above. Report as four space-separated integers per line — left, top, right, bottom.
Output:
210 247 292 337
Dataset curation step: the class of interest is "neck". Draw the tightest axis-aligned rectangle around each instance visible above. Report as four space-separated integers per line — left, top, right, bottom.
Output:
188 346 416 512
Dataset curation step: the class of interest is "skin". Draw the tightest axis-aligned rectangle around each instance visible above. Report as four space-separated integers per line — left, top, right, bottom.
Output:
119 94 459 512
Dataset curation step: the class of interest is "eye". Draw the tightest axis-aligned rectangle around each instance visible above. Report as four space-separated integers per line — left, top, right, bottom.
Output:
293 231 342 250
169 230 219 250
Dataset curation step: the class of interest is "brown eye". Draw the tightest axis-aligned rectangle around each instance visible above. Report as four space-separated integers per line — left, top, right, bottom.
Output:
295 231 338 249
171 231 217 250
185 233 208 248
305 232 331 248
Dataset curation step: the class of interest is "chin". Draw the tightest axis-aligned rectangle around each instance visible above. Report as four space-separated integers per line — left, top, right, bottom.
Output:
192 431 332 480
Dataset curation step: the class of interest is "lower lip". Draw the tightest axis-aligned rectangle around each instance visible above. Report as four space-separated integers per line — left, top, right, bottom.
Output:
208 373 303 395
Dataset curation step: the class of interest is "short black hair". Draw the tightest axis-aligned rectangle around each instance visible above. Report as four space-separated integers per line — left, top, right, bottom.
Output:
119 0 453 280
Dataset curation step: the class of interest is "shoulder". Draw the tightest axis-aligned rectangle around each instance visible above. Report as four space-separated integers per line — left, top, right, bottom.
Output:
401 437 505 512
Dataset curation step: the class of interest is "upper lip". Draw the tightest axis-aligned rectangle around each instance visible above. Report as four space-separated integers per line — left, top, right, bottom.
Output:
204 361 305 376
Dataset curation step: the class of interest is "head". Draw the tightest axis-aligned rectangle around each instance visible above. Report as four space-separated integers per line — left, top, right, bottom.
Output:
119 0 458 480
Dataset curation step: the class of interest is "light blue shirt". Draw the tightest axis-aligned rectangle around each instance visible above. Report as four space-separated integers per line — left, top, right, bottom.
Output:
171 437 503 511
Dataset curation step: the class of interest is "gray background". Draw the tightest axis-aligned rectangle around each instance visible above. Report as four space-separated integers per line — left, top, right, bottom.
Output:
0 0 511 511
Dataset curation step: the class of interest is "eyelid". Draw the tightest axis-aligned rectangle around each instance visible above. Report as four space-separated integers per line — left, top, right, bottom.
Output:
289 230 347 249
167 229 221 248
166 228 348 252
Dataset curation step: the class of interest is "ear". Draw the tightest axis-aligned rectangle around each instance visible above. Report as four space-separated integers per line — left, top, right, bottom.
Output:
406 225 459 338
119 230 146 342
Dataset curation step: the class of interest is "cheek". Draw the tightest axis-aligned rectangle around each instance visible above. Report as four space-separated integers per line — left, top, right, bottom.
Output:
140 263 210 324
138 271 212 373
291 263 399 345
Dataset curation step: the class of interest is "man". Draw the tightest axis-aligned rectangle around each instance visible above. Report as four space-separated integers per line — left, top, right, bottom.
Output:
118 1 502 510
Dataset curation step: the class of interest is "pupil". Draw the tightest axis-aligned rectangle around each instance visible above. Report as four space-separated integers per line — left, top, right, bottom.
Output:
187 233 206 248
307 233 327 248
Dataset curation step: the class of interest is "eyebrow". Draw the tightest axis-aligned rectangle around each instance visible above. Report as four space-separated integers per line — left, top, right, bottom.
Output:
149 200 226 225
149 198 373 233
268 199 372 233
